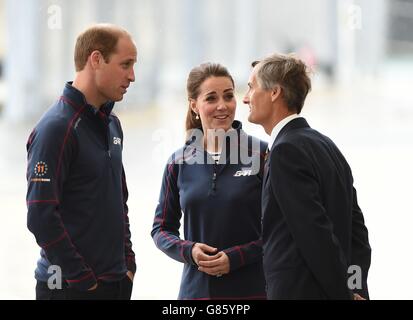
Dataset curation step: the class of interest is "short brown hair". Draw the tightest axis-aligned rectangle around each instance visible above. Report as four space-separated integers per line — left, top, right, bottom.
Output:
185 63 234 131
74 24 130 72
252 53 311 114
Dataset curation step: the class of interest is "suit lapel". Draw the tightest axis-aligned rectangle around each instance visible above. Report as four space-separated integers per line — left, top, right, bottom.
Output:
264 117 310 186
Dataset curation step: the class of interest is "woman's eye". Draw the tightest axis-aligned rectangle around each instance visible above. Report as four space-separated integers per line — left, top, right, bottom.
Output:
224 94 234 100
206 96 216 102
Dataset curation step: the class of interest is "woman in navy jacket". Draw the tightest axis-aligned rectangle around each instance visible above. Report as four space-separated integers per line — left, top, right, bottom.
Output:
151 63 267 300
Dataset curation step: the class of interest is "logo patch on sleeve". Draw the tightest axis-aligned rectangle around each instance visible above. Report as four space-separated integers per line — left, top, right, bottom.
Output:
31 161 50 182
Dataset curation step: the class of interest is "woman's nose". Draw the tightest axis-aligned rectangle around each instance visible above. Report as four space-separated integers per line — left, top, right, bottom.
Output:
217 98 228 110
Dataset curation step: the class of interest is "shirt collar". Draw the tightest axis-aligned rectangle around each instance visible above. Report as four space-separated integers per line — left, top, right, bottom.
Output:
268 114 300 150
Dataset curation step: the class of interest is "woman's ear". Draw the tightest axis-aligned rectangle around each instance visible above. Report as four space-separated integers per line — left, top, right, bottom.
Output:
189 99 198 115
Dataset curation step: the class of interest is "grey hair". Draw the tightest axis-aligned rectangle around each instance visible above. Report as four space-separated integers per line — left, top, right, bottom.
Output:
251 53 312 114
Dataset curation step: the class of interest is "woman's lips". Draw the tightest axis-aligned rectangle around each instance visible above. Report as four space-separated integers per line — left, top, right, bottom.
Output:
214 115 229 120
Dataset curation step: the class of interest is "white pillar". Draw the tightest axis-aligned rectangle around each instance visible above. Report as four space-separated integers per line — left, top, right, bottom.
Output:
232 0 260 83
156 0 188 108
336 0 358 86
356 0 388 77
4 0 44 122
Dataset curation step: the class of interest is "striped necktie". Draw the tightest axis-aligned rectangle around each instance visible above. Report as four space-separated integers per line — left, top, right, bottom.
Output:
264 147 270 162
264 147 270 178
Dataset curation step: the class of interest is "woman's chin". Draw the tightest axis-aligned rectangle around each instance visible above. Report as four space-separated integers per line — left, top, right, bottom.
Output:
212 120 232 130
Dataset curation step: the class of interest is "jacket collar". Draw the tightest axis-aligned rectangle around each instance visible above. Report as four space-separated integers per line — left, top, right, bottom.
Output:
183 120 245 167
273 117 310 147
185 120 243 147
62 82 115 117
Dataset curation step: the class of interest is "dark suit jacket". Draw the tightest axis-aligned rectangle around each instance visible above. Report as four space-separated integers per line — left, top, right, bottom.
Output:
262 117 371 300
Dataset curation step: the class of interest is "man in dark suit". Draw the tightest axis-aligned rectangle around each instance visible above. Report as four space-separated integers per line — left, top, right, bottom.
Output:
243 53 371 300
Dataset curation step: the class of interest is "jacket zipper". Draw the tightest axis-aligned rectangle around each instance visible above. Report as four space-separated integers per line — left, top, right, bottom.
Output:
212 168 217 191
107 128 111 159
101 116 111 160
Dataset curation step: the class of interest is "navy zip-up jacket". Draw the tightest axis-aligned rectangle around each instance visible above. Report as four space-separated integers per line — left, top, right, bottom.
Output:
151 121 267 300
26 82 136 291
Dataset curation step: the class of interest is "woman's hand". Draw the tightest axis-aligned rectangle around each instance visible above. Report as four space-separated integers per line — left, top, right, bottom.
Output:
192 243 218 266
197 251 230 277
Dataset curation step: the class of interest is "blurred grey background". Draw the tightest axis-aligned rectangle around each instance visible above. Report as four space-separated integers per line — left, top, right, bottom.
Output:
0 0 412 299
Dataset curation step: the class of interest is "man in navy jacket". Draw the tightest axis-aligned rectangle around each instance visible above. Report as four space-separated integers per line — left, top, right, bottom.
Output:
26 24 137 299
243 53 371 300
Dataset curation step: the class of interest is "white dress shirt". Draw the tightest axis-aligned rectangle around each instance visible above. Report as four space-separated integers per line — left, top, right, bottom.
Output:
267 114 301 151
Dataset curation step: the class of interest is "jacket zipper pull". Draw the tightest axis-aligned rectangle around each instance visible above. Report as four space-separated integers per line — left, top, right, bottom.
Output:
212 172 217 191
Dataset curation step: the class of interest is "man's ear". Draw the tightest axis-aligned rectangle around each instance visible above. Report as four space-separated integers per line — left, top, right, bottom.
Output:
89 50 102 70
270 85 282 102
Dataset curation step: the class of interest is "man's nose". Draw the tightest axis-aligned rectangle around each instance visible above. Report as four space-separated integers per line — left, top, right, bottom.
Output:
128 68 135 82
243 95 249 104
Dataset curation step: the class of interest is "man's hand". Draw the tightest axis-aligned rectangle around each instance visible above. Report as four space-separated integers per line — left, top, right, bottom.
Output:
126 270 134 282
87 283 98 291
197 251 230 277
353 293 366 300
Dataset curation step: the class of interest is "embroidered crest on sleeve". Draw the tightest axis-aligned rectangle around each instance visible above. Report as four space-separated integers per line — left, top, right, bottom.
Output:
31 161 50 182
